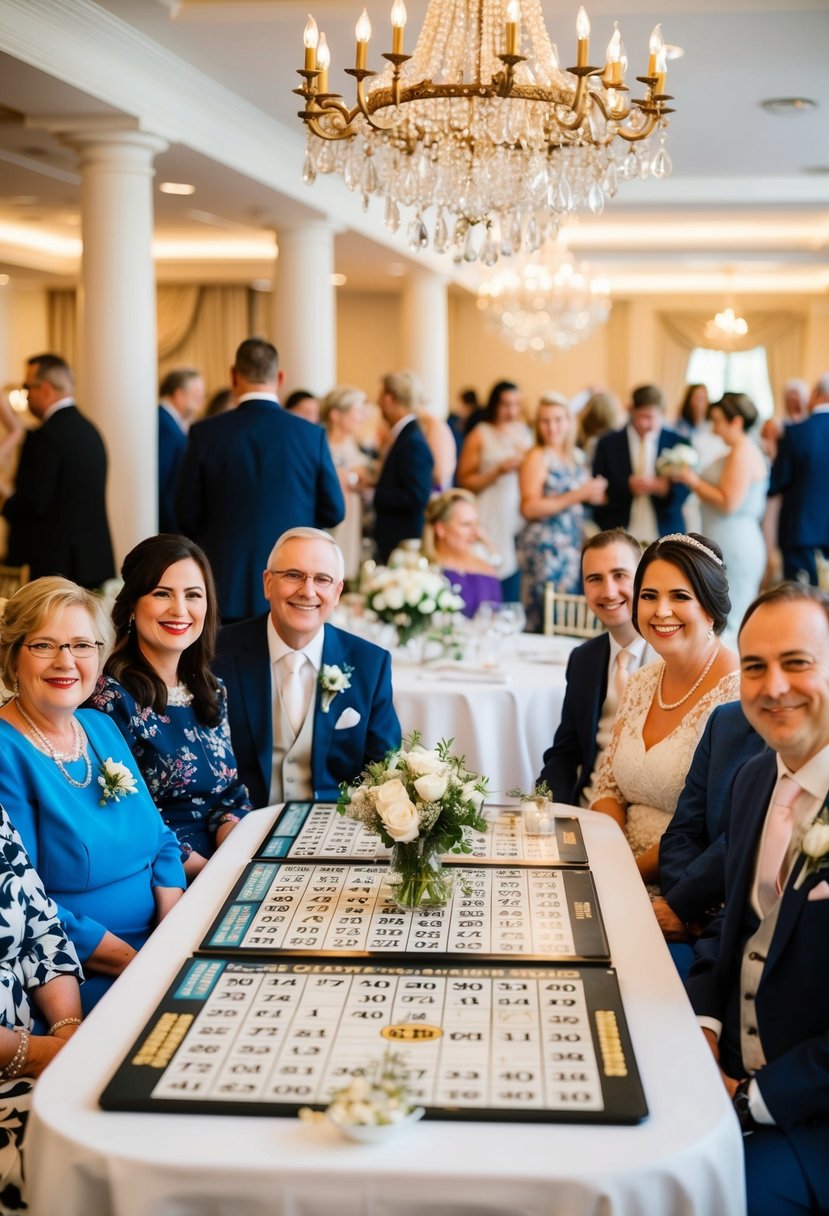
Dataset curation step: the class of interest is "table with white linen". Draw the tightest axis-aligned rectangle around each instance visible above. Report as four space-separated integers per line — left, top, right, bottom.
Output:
392 634 577 792
28 805 745 1216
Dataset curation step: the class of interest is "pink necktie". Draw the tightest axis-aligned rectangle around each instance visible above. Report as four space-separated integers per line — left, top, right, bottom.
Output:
612 648 632 706
757 774 801 916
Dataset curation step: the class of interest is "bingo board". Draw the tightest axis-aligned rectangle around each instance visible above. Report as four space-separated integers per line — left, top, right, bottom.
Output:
199 860 609 962
254 802 588 867
100 957 648 1124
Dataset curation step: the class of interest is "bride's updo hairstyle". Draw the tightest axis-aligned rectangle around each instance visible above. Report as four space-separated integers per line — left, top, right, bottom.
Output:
631 532 731 637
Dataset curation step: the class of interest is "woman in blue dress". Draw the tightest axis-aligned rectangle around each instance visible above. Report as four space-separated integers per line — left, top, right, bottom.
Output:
0 578 185 1014
89 535 251 880
516 395 609 632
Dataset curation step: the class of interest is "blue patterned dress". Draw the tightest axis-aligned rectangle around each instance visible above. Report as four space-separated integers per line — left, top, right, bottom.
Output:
89 676 252 863
516 455 588 633
0 807 82 1212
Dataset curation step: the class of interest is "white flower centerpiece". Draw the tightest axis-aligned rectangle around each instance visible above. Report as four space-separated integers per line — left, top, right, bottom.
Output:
339 731 488 910
655 443 699 476
362 565 464 648
299 1050 423 1142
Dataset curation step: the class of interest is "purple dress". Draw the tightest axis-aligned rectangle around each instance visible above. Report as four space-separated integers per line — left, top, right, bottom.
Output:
442 568 503 618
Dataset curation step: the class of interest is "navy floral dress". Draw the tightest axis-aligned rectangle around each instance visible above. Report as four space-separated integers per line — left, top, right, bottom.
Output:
89 676 252 863
516 455 588 633
0 806 82 1213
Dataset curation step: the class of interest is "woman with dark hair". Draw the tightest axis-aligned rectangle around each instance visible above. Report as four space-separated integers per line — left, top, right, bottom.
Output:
667 393 768 640
590 533 739 885
89 535 251 879
456 380 531 600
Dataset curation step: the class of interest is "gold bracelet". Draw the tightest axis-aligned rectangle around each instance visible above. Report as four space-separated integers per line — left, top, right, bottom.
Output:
48 1017 82 1035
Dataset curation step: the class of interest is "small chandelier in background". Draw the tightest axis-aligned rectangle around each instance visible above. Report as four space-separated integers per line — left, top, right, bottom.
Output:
476 241 612 356
705 305 749 346
296 0 677 265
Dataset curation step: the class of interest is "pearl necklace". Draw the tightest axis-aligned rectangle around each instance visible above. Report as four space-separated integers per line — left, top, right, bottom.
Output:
15 700 92 789
656 647 719 712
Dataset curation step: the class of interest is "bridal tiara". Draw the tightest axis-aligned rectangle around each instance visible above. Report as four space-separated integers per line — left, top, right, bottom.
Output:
657 534 723 565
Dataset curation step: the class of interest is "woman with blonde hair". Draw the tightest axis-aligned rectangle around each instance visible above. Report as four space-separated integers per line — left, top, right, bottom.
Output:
422 489 501 617
321 385 374 580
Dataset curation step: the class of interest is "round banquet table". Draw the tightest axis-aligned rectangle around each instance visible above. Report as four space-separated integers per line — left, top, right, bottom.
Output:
391 634 577 793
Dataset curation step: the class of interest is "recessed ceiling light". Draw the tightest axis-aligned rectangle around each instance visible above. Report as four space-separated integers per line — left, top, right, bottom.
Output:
331 272 347 287
159 181 196 195
760 97 817 115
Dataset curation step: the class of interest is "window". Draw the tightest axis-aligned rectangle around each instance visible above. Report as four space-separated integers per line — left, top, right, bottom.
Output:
685 346 774 421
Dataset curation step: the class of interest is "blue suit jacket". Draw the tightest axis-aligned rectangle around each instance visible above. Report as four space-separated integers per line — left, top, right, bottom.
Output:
373 418 434 564
538 632 609 805
158 405 187 534
591 424 690 536
659 702 766 923
176 400 344 620
687 751 829 1145
214 617 401 807
769 412 829 550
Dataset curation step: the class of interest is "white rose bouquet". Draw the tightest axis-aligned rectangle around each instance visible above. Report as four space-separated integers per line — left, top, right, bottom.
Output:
655 443 699 476
338 731 488 908
363 565 464 646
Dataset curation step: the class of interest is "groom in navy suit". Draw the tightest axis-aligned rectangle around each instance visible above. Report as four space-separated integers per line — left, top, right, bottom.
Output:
686 583 829 1215
215 527 401 808
769 372 829 585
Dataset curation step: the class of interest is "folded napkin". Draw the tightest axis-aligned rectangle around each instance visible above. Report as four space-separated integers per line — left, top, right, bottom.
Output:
423 665 510 685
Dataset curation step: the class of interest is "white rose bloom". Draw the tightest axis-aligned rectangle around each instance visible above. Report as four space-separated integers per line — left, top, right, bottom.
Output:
385 586 405 610
406 749 445 776
460 780 485 812
802 821 829 859
376 794 420 842
414 771 449 802
418 597 436 615
374 777 409 804
372 593 387 612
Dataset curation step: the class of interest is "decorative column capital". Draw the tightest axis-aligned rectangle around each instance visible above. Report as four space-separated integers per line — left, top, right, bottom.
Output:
28 115 168 168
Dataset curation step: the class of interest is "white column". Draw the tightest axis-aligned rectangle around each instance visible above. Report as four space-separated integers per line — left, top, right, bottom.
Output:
272 222 337 396
0 279 12 390
61 124 167 564
401 270 449 414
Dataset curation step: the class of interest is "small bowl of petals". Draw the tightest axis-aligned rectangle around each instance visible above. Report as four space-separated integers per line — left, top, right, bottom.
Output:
299 1051 424 1143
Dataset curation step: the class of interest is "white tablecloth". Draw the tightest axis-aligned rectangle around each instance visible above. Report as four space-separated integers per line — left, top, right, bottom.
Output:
27 807 745 1216
392 635 576 793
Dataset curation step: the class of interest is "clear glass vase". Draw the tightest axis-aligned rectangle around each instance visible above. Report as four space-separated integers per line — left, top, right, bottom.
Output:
387 840 453 910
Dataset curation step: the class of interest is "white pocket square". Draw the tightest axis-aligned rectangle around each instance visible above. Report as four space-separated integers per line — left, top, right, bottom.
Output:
334 707 361 731
807 880 829 902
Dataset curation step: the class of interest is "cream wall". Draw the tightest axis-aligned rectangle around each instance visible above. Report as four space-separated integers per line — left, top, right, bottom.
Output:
336 289 402 399
2 285 49 388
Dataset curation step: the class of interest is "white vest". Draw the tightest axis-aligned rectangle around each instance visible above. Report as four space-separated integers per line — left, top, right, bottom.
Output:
270 689 315 803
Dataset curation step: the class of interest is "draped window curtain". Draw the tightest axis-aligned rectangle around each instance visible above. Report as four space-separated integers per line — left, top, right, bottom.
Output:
47 285 258 398
658 311 805 414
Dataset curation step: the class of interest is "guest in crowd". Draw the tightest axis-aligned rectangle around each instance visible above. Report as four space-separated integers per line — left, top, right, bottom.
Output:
284 389 321 425
447 388 479 457
89 535 251 881
667 392 768 641
215 527 401 808
416 408 457 492
421 489 501 618
204 387 233 417
2 354 114 590
576 390 621 463
0 578 185 1012
687 583 829 1216
0 810 83 1212
322 386 374 581
456 379 531 602
769 371 829 585
761 377 810 461
674 381 726 533
592 383 690 545
176 337 344 622
538 529 652 806
157 367 205 534
590 533 739 885
372 372 434 564
655 700 765 978
516 394 608 633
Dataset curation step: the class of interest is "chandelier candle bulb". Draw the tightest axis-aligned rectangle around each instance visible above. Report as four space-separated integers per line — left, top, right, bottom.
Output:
317 32 330 92
654 47 667 93
505 0 520 57
303 13 319 71
355 8 371 69
648 23 663 77
391 0 406 55
576 6 590 67
605 24 623 85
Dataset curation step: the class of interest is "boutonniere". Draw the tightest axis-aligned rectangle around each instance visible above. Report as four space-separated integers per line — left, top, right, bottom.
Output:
794 804 829 890
319 663 353 713
98 757 139 806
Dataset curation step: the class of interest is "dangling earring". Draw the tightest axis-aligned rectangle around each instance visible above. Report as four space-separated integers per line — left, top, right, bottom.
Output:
707 627 714 641
12 676 18 696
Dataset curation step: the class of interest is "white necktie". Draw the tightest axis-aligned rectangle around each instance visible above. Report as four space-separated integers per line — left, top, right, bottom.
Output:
281 651 308 738
612 648 632 706
757 774 801 916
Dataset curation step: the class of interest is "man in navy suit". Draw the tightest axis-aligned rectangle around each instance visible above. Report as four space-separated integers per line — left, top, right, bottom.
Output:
158 368 204 534
214 527 401 808
686 583 829 1215
592 384 690 543
769 372 829 584
176 338 344 621
538 529 653 804
373 371 434 564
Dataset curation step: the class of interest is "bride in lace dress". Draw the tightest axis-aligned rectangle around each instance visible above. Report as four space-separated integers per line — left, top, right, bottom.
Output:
590 533 739 887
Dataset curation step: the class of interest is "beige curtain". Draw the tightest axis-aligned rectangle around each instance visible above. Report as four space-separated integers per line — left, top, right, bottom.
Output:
156 286 201 359
157 286 253 397
47 290 78 367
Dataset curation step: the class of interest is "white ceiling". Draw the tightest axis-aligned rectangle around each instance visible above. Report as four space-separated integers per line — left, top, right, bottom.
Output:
0 0 827 294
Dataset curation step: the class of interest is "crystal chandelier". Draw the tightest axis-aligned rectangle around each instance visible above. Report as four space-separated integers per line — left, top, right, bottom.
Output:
477 240 611 354
705 305 749 344
295 0 676 264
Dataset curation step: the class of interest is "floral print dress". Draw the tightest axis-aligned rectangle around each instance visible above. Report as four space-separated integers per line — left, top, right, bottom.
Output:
89 676 252 863
516 454 589 633
0 807 82 1213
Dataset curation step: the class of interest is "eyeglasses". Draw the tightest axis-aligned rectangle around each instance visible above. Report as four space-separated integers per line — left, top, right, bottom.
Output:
23 641 104 658
268 569 336 589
